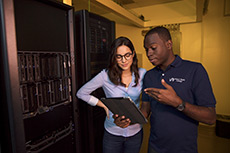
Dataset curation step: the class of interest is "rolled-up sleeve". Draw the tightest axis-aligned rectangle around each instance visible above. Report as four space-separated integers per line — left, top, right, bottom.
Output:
76 70 105 106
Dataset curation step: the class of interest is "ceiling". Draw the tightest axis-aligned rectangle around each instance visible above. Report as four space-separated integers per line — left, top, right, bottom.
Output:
114 0 181 8
72 0 182 10
72 0 206 27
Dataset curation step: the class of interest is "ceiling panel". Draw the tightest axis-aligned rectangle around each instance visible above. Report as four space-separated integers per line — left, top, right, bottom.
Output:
72 0 204 27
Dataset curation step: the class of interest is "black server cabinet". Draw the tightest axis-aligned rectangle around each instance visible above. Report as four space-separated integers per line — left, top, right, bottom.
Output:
1 0 26 152
75 10 115 153
1 0 80 152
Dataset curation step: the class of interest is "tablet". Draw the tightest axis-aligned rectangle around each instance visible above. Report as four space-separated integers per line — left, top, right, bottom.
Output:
101 97 148 124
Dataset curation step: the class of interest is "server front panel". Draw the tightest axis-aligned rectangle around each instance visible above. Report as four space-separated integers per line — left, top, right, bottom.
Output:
13 0 77 152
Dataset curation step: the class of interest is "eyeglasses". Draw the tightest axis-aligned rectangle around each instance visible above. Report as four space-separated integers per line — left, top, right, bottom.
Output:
116 52 133 61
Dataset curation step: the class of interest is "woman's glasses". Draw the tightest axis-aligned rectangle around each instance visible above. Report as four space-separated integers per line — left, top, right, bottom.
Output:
116 52 133 61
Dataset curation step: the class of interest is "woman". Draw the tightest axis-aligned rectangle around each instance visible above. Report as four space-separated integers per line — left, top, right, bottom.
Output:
76 36 146 153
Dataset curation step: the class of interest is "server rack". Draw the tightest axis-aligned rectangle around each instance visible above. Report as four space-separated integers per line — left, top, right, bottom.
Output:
74 10 115 153
1 0 80 152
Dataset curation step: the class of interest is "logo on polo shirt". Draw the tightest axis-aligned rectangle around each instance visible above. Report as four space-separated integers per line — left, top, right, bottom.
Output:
169 78 185 83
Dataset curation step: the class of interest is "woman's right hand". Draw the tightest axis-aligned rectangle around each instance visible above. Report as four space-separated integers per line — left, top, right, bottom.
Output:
103 106 109 119
97 100 110 119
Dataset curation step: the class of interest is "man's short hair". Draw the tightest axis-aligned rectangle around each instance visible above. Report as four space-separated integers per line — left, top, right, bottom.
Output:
144 26 172 42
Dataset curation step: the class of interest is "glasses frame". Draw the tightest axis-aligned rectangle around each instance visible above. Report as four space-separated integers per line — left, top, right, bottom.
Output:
115 52 133 61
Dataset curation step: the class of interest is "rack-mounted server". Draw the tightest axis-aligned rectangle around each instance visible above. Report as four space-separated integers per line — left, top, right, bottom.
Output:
18 52 72 118
1 0 79 152
75 10 115 153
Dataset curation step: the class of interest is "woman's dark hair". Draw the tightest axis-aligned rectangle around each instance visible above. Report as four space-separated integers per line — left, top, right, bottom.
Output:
107 36 139 87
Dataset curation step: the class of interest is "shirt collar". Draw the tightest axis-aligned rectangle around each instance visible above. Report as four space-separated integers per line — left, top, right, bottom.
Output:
156 55 182 71
170 55 182 67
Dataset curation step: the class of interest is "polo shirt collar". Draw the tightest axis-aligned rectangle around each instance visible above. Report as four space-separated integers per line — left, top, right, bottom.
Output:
156 55 182 71
171 55 182 67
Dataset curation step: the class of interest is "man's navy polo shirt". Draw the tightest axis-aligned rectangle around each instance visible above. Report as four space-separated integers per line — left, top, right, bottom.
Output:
142 55 216 153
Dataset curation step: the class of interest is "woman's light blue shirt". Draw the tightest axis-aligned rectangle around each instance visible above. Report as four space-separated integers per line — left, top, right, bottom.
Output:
77 68 146 137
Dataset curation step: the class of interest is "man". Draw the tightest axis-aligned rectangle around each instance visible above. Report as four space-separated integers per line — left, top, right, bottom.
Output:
141 26 216 153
